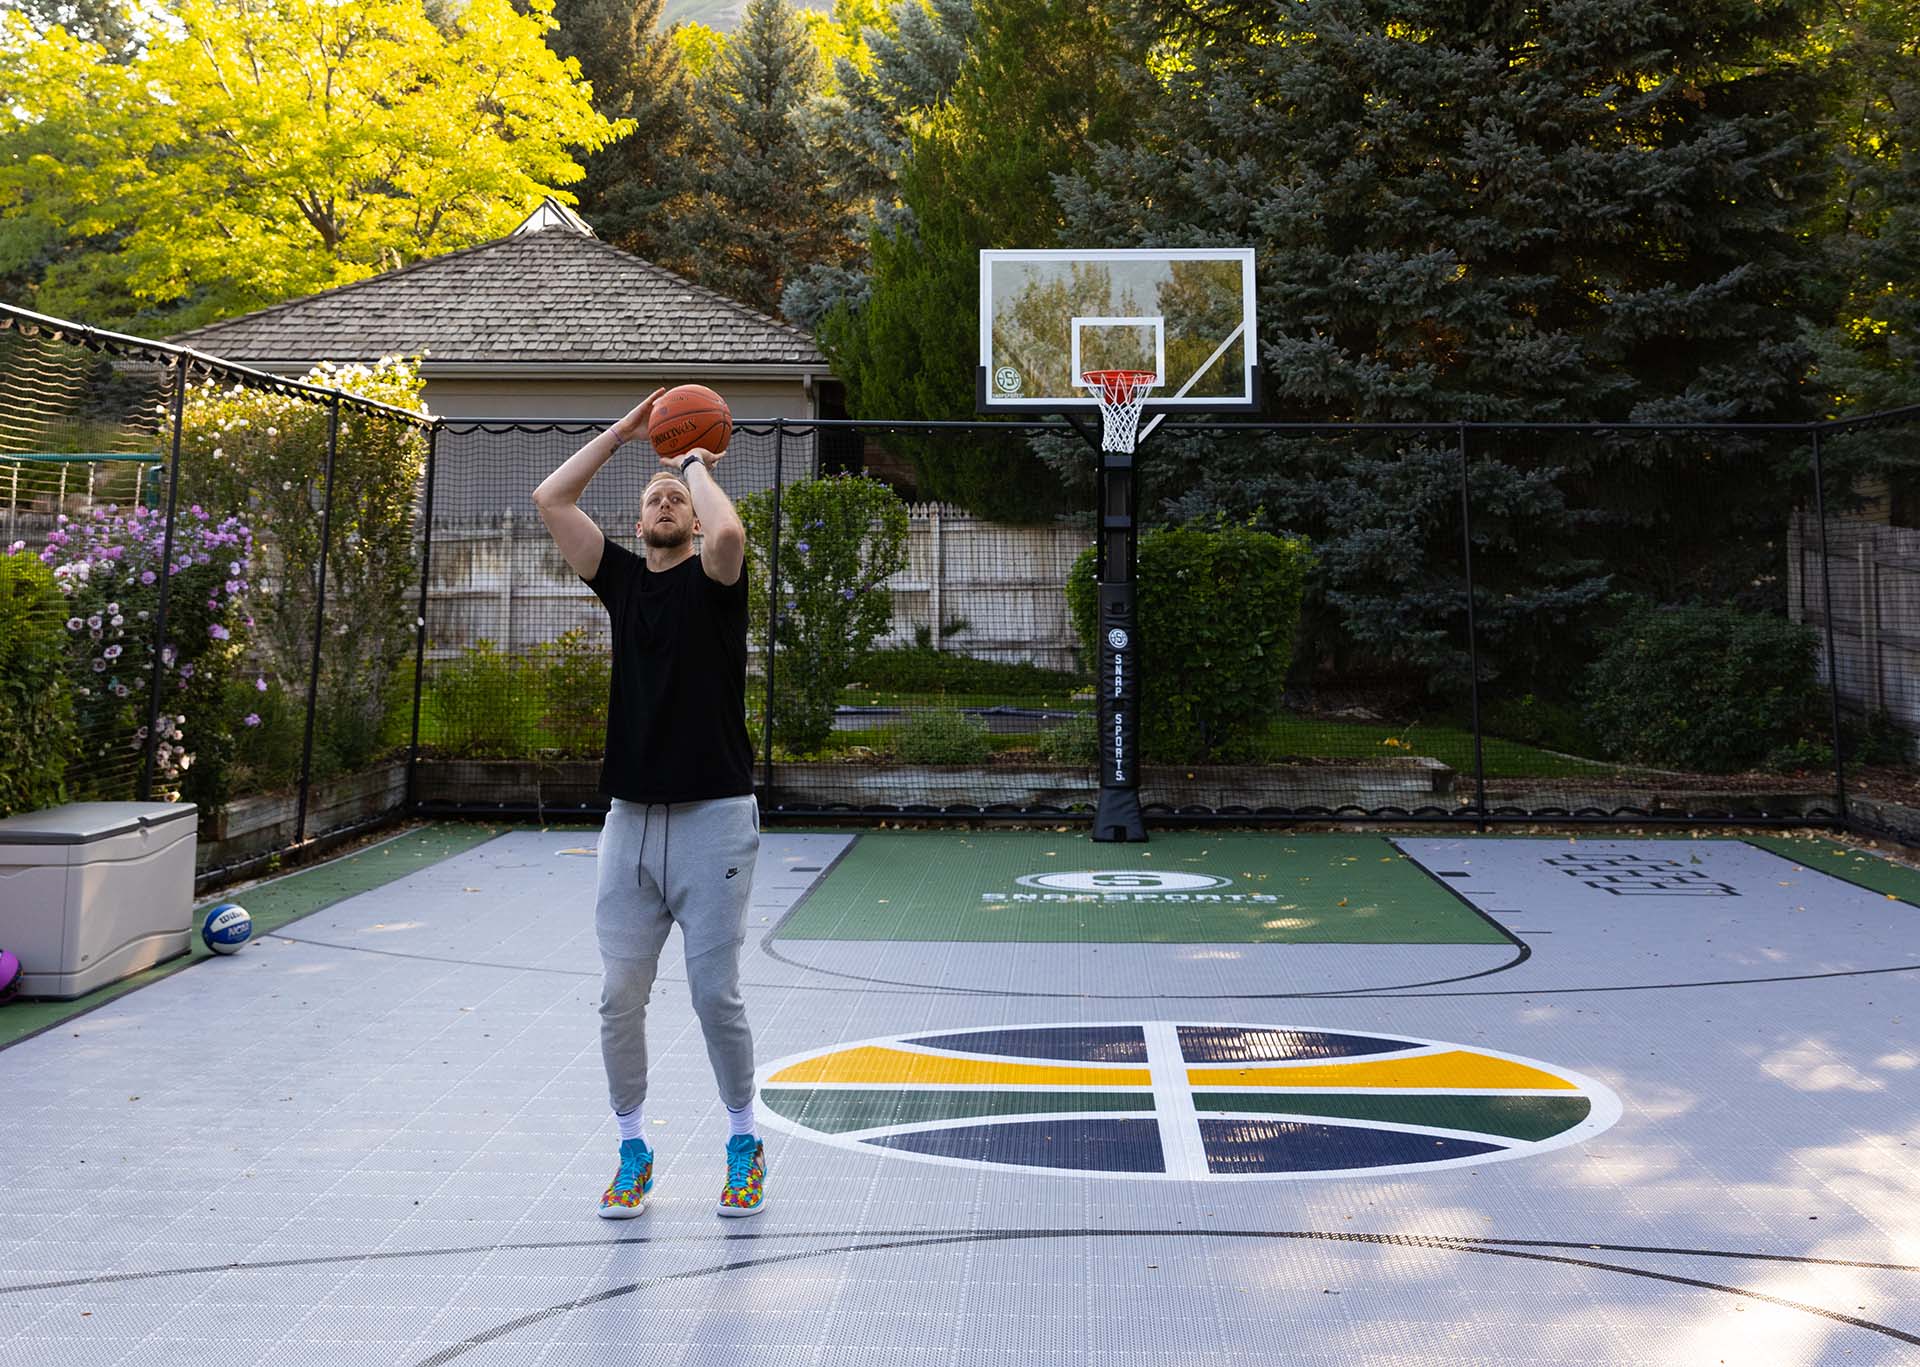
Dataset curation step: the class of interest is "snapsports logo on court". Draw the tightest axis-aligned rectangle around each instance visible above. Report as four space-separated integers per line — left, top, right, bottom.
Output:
992 869 1271 903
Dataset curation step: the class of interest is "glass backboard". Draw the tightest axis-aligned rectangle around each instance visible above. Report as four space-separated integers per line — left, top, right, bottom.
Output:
978 248 1259 412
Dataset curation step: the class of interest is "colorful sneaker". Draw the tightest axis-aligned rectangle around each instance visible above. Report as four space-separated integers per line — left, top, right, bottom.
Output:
598 1137 653 1219
717 1134 767 1217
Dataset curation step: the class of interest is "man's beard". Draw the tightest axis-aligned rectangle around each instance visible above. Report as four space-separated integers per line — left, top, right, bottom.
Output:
643 520 692 549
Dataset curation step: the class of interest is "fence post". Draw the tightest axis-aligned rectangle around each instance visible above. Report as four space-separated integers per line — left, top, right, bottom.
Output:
295 393 343 844
406 423 440 812
930 503 943 648
140 357 191 801
761 422 785 800
1809 426 1849 825
1457 423 1488 829
499 507 516 651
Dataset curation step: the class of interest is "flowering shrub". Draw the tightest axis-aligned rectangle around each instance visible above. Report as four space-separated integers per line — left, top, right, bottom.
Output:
34 503 252 801
0 550 77 816
178 358 428 781
738 475 909 753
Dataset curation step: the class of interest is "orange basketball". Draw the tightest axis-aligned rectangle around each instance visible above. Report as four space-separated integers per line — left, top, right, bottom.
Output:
647 384 732 458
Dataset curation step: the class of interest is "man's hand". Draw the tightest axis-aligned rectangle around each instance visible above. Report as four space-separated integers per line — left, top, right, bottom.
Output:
664 445 723 473
614 388 668 447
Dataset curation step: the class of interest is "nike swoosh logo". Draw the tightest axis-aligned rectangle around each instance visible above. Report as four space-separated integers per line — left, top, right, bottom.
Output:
726 868 739 879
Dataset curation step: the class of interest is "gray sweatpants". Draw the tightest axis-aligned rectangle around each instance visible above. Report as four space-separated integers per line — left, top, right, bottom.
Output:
594 794 760 1115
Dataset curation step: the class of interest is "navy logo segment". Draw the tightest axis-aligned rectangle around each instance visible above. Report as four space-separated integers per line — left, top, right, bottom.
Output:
1178 1025 1423 1063
907 1025 1149 1063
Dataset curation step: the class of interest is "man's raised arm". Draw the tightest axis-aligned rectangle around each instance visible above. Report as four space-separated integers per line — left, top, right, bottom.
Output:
675 447 746 585
532 389 664 580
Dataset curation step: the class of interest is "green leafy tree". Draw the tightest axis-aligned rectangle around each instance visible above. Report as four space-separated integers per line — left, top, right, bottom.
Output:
0 551 77 817
654 0 852 317
738 473 910 753
810 0 1143 519
0 0 628 331
1049 0 1827 694
179 358 430 784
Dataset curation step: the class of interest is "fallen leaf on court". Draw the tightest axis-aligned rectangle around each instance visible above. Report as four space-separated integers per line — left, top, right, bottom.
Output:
1337 898 1349 907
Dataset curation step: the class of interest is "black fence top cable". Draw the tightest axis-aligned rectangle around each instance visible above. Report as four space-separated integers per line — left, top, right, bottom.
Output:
1 303 435 429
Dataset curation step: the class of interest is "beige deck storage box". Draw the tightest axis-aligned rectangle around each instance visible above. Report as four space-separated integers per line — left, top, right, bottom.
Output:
0 802 198 999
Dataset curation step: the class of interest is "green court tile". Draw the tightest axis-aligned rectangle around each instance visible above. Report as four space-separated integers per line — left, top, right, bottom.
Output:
0 822 507 1050
762 1087 1154 1134
774 831 1510 944
1191 1092 1592 1142
1746 835 1920 906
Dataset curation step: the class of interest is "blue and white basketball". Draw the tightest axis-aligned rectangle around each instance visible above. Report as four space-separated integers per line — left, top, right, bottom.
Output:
201 903 252 955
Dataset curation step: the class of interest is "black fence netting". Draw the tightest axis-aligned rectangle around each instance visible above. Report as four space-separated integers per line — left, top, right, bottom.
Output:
1809 410 1920 843
412 421 819 815
9 303 1920 859
0 306 435 884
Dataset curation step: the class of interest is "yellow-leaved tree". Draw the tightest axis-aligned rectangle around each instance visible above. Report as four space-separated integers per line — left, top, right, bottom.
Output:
0 0 631 331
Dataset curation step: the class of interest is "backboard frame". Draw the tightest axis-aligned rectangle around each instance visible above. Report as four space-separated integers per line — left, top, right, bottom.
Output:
977 247 1260 416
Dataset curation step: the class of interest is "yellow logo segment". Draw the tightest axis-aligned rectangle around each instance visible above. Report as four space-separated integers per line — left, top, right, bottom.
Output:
769 1045 1152 1088
1187 1049 1578 1092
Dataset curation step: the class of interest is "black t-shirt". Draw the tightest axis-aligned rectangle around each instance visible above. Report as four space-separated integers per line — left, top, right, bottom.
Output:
585 539 755 803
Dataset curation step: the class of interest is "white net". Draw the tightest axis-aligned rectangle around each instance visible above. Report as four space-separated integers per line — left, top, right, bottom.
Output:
1084 370 1158 454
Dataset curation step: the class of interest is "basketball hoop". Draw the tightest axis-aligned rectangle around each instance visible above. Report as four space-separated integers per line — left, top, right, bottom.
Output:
1082 369 1158 454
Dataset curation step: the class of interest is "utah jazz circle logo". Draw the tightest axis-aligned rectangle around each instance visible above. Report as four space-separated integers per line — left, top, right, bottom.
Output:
758 1022 1620 1181
1014 870 1231 893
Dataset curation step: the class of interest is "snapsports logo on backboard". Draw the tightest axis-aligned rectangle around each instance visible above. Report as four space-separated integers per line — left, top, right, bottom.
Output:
991 869 1270 903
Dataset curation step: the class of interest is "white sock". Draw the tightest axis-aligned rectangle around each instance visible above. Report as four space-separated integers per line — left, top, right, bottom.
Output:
727 1101 755 1138
616 1106 645 1142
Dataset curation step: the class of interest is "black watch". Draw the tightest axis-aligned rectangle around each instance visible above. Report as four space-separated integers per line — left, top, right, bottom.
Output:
678 454 703 476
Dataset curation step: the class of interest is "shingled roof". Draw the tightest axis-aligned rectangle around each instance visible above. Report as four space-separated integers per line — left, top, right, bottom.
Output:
176 221 826 371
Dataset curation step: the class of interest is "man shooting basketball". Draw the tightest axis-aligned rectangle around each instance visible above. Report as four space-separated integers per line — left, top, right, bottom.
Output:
531 387 767 1219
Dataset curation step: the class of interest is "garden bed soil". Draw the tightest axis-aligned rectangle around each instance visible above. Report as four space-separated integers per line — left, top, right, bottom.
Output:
766 757 1456 812
200 759 408 871
411 756 603 811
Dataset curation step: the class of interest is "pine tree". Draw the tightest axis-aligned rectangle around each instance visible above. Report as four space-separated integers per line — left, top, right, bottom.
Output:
653 0 848 318
781 0 975 328
1049 0 1828 694
811 0 1143 519
546 0 689 261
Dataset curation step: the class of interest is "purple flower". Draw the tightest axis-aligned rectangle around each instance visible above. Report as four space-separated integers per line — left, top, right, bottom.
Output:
161 645 176 665
243 713 261 727
796 541 810 553
91 658 106 672
209 624 229 640
66 617 82 631
841 588 856 600
87 615 102 630
103 645 122 660
179 664 195 679
255 677 268 692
